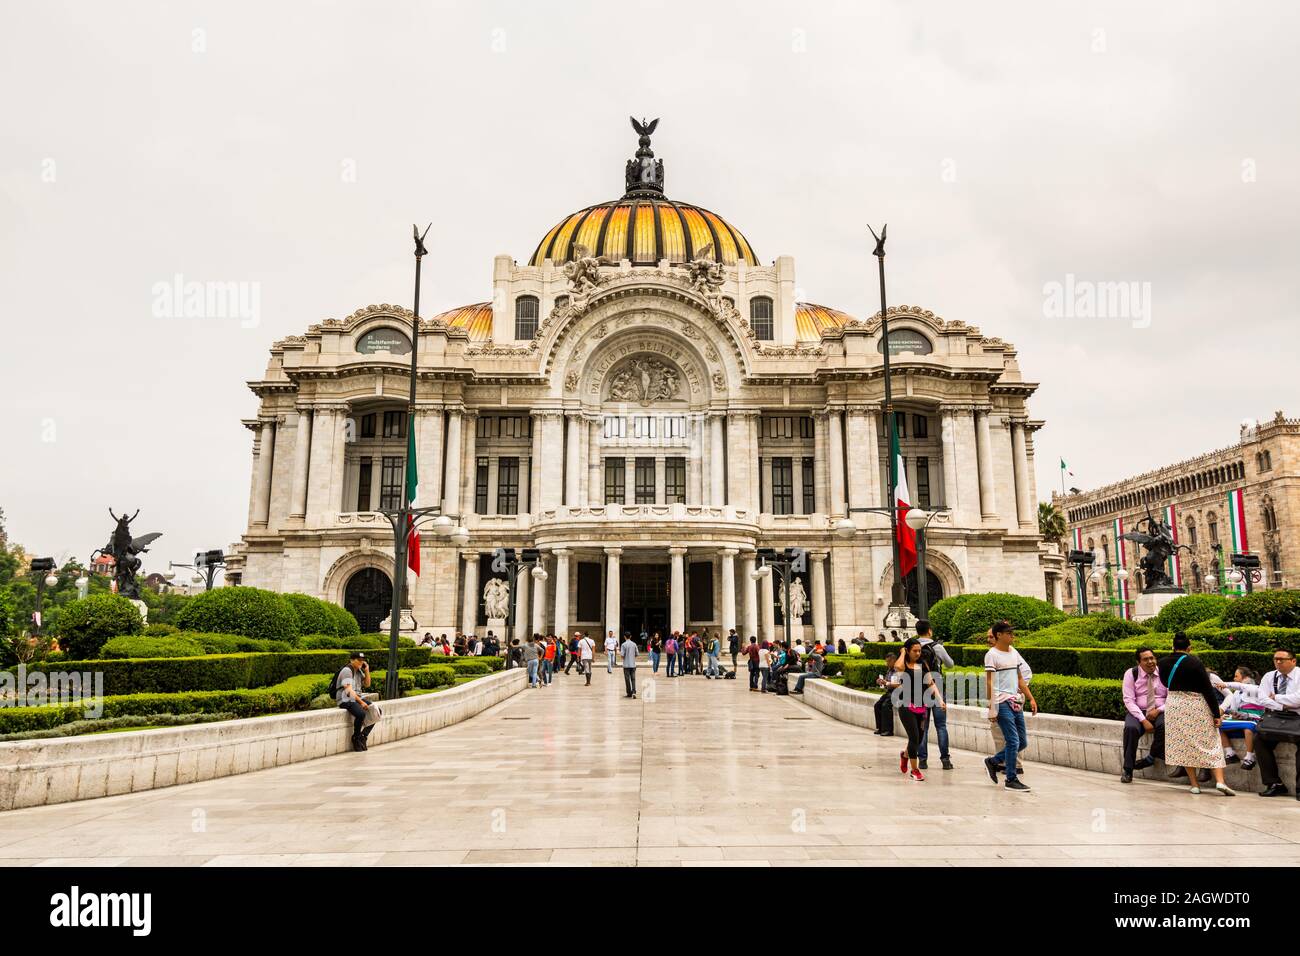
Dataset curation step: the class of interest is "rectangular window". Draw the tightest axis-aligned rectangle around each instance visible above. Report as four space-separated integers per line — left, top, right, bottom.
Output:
913 414 929 439
380 456 403 510
665 457 686 504
382 410 406 439
799 416 815 439
751 297 774 340
359 413 376 439
499 416 528 439
635 457 656 504
772 457 794 515
603 416 626 439
688 562 714 622
497 457 519 515
356 457 372 511
665 415 687 439
604 458 625 504
633 416 657 439
576 562 602 622
893 411 906 440
916 456 931 509
515 296 539 340
475 416 494 439
802 456 815 514
474 457 489 514
765 416 793 440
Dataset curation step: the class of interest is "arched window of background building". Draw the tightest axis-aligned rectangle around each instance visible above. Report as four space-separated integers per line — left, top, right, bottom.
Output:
1187 518 1197 545
1207 512 1219 545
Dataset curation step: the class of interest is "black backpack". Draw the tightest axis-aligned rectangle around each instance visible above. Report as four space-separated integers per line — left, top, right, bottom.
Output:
327 666 349 699
919 640 944 676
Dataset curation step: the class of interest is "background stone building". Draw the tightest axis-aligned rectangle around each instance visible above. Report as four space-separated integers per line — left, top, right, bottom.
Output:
1057 412 1298 613
227 122 1053 640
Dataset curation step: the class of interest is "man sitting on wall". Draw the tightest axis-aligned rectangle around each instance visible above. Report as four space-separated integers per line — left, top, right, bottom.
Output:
1120 647 1167 783
336 651 374 752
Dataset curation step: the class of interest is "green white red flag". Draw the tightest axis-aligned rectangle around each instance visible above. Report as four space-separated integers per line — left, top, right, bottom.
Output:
406 420 420 576
892 427 916 577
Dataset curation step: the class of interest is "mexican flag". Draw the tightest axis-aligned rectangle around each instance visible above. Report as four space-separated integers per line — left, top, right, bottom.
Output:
405 419 420 576
892 427 917 577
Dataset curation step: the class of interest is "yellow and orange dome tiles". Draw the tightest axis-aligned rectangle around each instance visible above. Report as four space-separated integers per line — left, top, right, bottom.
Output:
530 199 759 268
430 300 850 346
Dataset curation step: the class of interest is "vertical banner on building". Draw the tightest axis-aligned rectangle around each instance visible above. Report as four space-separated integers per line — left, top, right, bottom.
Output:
1163 504 1181 587
1228 488 1249 595
1113 517 1129 619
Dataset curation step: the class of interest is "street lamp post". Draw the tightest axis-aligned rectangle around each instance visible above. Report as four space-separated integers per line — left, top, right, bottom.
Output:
491 548 547 653
1206 544 1260 596
1066 549 1096 614
29 557 59 637
868 224 905 609
1087 558 1131 617
167 550 227 592
902 508 950 620
751 547 806 654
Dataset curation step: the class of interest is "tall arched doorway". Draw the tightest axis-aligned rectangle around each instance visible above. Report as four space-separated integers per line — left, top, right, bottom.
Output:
344 568 392 634
904 568 944 620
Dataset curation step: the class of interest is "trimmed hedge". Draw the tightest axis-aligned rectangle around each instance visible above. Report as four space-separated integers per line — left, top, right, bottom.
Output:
57 594 144 659
926 595 976 642
143 622 179 637
1150 594 1230 633
1179 624 1300 656
100 635 207 659
1220 590 1300 629
0 674 331 735
369 664 456 690
299 633 414 651
1023 614 1148 644
328 602 361 637
947 593 1066 644
282 593 337 636
174 586 300 642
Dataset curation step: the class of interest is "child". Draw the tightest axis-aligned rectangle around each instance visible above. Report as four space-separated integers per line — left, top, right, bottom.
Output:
1214 666 1263 769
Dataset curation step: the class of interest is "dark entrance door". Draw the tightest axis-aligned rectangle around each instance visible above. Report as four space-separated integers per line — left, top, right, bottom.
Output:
344 567 393 634
621 563 669 645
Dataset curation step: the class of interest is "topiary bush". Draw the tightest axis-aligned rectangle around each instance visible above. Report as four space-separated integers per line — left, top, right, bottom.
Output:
282 594 338 636
1150 594 1231 634
57 593 143 660
1220 589 1300 629
174 586 301 642
1183 625 1300 656
100 635 207 659
327 602 361 637
947 593 1066 644
143 622 179 637
926 594 977 642
1021 614 1147 646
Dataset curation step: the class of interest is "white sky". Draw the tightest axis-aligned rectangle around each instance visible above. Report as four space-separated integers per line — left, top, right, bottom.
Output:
2 1 1298 572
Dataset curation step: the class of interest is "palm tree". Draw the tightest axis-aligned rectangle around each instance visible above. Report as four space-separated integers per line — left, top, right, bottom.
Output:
1038 501 1066 543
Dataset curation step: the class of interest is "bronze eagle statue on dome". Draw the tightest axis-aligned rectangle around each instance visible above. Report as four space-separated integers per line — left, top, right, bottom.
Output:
630 116 658 140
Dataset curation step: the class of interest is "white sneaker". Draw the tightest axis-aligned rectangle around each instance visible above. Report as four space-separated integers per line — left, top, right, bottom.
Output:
1215 783 1236 796
1189 786 1201 794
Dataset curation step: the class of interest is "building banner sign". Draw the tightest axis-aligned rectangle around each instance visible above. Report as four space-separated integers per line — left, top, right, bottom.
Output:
1164 504 1181 587
1113 517 1130 619
1227 488 1249 595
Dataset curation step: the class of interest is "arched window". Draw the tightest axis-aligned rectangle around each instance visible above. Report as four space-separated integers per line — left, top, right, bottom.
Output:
1207 511 1219 545
750 296 774 341
1064 578 1073 601
1264 451 1273 471
1192 564 1202 591
1187 518 1197 546
514 295 539 340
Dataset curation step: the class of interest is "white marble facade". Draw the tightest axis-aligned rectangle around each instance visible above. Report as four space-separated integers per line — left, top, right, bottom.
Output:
230 130 1053 639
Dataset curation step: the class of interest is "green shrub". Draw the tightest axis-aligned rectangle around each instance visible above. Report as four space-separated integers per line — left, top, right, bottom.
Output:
1021 614 1148 645
370 664 455 691
1150 594 1231 633
947 593 1066 644
0 674 333 735
327 603 361 637
174 586 301 642
1185 625 1300 656
1220 590 1300 629
926 595 977 642
100 635 207 659
57 593 143 659
143 622 179 637
445 660 491 676
0 711 236 742
299 633 387 650
282 594 339 637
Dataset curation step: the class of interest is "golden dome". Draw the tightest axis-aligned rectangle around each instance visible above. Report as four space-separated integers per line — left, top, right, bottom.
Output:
432 301 492 341
795 302 853 343
529 117 758 268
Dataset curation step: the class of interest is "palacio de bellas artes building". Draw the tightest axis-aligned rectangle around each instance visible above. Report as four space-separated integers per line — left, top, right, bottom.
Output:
226 121 1056 641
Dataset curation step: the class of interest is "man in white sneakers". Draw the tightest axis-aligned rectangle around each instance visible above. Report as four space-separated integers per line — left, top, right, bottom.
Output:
984 620 1037 791
578 631 595 686
604 630 619 673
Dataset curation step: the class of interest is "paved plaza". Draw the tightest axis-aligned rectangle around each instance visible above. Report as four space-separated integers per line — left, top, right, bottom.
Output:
0 669 1296 867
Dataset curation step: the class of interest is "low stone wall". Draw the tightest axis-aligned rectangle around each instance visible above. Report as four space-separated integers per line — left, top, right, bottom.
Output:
796 677 1295 792
0 669 526 812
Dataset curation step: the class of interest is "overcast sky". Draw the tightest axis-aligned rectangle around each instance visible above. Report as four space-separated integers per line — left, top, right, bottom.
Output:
3 1 1297 573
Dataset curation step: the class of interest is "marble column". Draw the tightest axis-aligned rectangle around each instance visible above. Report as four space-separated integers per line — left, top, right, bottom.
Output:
604 547 622 639
670 546 687 633
975 408 997 519
515 566 531 639
720 548 738 635
306 405 342 522
845 410 870 514
810 551 828 645
586 419 601 508
827 409 846 516
289 408 312 518
418 407 443 511
553 549 571 637
741 552 758 640
710 413 726 506
443 410 463 518
329 411 348 515
460 551 479 636
687 416 703 506
460 411 478 516
747 414 761 513
252 420 276 526
863 408 881 508
1011 420 1033 529
529 413 544 513
812 413 829 513
940 407 960 517
760 568 775 643
540 414 564 510
532 557 549 636
565 415 581 507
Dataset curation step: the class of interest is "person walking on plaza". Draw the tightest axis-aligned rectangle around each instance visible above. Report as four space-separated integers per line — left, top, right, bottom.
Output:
621 632 639 699
889 638 944 782
578 631 595 686
1120 647 1167 783
565 633 581 675
665 632 679 678
1159 633 1234 796
522 636 541 688
336 651 374 752
915 619 954 770
541 634 557 686
745 636 760 691
705 632 720 678
983 621 1037 792
1255 648 1300 798
649 632 662 674
604 630 618 673
757 641 772 693
691 632 703 675
728 629 740 673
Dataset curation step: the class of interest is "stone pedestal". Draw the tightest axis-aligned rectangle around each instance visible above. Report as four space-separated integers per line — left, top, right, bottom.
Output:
883 605 915 636
1134 589 1186 623
380 608 418 633
787 620 805 647
129 599 149 627
486 617 506 638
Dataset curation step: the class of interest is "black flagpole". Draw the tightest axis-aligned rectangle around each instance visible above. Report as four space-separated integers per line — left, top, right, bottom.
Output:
869 224 904 609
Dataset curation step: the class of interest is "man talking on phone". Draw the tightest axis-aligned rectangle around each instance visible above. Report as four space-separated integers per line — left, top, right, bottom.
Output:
337 651 375 752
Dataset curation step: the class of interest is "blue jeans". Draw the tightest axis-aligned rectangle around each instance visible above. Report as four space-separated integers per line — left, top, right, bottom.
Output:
526 660 539 686
706 653 718 676
919 703 949 761
650 650 661 673
994 701 1028 781
542 659 553 684
607 652 616 673
666 653 676 677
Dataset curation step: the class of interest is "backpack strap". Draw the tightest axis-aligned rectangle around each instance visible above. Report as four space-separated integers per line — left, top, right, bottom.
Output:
1167 654 1188 688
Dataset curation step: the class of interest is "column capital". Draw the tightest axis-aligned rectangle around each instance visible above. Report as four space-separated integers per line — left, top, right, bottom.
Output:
460 549 480 562
553 547 572 558
720 547 740 557
603 546 623 557
531 409 564 421
808 549 829 562
668 546 689 557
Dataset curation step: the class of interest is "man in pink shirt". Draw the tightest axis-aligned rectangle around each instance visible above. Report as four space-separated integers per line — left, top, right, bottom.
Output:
1121 646 1167 783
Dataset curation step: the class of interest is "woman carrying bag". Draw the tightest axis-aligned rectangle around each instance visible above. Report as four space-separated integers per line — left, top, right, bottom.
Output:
888 638 945 782
1159 633 1235 796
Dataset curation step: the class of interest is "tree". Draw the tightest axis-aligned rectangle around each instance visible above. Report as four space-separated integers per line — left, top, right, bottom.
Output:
1038 501 1066 544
